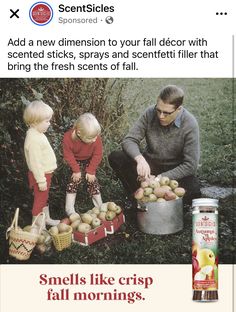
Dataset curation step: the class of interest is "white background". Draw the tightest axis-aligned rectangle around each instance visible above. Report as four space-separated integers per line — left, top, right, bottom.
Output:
0 0 235 77
0 264 235 312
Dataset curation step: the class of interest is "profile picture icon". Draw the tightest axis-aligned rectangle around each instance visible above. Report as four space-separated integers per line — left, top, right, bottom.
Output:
29 2 53 26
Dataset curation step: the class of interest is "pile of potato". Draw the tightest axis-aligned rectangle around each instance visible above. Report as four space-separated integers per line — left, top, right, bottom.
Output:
23 225 52 254
49 222 72 234
134 176 186 203
49 202 122 235
96 201 122 221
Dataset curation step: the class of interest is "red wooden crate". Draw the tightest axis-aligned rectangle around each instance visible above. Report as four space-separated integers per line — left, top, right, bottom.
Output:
102 212 125 234
73 223 107 246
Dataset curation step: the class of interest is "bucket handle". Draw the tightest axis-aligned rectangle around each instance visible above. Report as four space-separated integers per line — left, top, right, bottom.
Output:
137 203 148 212
6 208 20 239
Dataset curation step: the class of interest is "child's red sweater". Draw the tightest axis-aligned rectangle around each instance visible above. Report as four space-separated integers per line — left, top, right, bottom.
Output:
63 129 103 175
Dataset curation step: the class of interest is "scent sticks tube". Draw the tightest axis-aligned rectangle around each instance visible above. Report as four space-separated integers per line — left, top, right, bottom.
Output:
192 198 219 301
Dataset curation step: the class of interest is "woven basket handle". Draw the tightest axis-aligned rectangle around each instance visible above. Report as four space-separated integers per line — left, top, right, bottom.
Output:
31 212 46 235
6 208 20 239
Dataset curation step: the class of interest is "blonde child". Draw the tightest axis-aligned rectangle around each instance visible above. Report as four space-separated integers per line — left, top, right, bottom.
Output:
63 113 103 215
23 100 60 226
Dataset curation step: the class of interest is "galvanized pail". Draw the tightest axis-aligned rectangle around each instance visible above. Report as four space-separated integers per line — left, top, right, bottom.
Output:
137 198 183 235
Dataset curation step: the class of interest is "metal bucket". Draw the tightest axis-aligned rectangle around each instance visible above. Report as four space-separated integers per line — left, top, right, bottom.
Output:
137 198 183 235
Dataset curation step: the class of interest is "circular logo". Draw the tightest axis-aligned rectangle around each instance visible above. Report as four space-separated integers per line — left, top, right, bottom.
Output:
105 16 114 24
29 2 53 26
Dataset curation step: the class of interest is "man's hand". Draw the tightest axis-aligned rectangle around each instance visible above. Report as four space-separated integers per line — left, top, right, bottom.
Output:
135 155 151 179
86 173 96 183
72 172 81 182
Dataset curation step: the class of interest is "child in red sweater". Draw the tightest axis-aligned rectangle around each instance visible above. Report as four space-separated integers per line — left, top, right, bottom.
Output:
63 113 103 215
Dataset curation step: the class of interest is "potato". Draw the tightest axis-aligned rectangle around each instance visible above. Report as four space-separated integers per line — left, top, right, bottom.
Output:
71 219 81 231
98 211 106 221
106 211 116 221
174 187 186 197
107 202 117 211
35 244 47 254
37 234 46 244
100 203 108 212
81 213 93 224
77 223 91 234
69 212 81 223
91 218 101 228
115 205 122 214
16 226 23 232
49 226 59 235
29 226 39 235
89 212 97 219
92 207 100 215
23 225 32 232
60 217 71 225
57 223 70 233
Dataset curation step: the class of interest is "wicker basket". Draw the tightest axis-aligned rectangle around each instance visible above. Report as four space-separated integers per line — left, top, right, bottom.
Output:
51 226 72 251
6 208 45 261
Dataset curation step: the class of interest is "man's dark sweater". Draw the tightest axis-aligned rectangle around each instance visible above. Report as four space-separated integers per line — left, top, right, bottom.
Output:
122 105 200 180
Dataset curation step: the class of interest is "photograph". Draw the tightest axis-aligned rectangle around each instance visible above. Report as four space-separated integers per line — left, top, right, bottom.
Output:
0 78 234 265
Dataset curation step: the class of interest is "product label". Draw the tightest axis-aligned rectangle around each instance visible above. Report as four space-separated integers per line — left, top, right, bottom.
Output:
192 212 218 290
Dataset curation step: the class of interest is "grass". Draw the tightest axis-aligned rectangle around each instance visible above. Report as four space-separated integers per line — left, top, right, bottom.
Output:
1 189 235 265
0 78 235 265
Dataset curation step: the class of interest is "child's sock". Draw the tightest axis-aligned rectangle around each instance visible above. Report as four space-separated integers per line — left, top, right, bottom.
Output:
65 193 77 216
92 193 103 208
43 206 60 226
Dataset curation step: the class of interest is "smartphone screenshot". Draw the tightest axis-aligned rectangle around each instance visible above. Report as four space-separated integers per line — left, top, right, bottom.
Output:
0 1 235 311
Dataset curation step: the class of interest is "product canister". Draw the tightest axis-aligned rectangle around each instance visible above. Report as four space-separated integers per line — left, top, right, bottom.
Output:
192 198 219 301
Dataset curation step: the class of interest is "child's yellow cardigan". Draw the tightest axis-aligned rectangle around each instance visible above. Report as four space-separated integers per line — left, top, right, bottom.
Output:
24 127 57 188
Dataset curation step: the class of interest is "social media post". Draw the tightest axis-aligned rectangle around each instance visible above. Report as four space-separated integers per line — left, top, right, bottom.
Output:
0 0 235 311
1 0 235 77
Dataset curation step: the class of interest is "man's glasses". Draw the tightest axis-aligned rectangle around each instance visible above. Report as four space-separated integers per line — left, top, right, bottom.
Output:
156 107 177 117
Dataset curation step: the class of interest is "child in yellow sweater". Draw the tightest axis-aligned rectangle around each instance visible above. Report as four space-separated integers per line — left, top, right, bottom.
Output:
23 100 59 226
